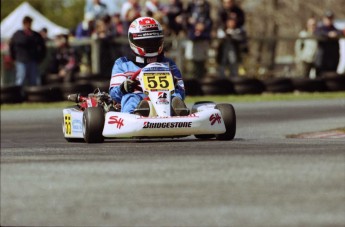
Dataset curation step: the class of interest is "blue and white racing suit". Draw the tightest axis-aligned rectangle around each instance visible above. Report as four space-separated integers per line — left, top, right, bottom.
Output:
109 56 185 113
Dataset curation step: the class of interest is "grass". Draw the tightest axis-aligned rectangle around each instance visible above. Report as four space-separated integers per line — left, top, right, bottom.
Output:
1 91 345 111
186 91 345 103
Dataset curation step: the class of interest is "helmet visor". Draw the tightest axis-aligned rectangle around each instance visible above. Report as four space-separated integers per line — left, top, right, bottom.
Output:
130 31 164 53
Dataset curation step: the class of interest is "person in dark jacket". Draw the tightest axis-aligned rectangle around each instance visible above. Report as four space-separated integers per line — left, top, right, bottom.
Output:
314 11 342 76
166 0 184 36
217 16 247 77
9 16 46 86
184 0 213 79
218 0 245 29
48 34 80 83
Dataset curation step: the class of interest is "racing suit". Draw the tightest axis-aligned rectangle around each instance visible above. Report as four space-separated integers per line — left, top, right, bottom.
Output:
109 53 185 113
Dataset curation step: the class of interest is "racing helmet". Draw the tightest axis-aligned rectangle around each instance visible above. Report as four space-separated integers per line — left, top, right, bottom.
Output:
128 17 164 57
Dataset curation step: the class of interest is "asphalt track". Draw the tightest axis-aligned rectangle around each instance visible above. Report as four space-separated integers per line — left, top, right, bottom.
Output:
1 99 345 226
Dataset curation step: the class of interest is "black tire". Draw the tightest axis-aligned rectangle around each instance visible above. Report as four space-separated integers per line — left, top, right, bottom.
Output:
215 103 236 140
230 77 265 95
323 75 345 91
184 78 203 96
263 78 294 93
83 107 105 143
201 78 235 95
292 78 327 92
24 85 63 102
1 85 23 103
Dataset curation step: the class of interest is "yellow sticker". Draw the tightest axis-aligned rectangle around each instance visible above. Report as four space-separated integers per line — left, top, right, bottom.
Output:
64 114 72 135
143 73 174 91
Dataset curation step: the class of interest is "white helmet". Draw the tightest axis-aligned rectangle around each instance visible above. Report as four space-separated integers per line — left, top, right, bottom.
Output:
128 17 164 57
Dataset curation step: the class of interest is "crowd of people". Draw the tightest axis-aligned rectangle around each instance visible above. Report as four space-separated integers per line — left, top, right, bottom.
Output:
295 10 344 78
7 0 345 88
75 0 250 79
7 0 247 86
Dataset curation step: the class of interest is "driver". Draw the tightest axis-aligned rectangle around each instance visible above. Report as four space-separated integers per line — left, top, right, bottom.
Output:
109 17 188 116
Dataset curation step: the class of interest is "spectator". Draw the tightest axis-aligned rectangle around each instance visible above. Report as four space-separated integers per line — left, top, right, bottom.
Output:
121 0 142 35
92 15 116 39
39 27 50 42
101 0 127 16
145 0 168 23
74 12 95 74
75 12 96 39
185 0 213 79
165 0 184 36
218 0 245 29
85 0 108 20
294 17 318 78
108 13 126 69
314 10 342 76
111 13 125 37
92 15 120 76
48 34 80 83
216 16 247 77
145 0 164 16
9 16 46 86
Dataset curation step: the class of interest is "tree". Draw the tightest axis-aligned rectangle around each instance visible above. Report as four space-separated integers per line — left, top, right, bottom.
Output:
1 0 84 31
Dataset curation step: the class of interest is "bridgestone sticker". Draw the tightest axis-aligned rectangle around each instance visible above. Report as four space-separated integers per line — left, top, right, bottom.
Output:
143 122 192 129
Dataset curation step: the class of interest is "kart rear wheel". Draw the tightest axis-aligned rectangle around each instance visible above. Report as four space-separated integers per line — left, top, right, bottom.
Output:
215 103 236 140
83 107 105 143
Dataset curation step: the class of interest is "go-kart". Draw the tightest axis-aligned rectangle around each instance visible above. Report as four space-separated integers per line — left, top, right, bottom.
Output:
62 62 236 143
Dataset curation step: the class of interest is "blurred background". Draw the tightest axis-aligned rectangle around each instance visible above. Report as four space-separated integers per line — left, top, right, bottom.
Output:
1 0 345 103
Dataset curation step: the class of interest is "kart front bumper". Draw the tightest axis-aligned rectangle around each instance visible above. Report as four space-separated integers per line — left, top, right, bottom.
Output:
102 109 226 138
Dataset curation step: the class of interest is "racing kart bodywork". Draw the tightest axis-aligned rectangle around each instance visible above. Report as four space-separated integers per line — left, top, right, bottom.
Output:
63 63 236 143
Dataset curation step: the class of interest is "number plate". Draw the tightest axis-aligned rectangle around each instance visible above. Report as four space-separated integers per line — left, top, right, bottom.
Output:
64 114 72 135
143 73 174 91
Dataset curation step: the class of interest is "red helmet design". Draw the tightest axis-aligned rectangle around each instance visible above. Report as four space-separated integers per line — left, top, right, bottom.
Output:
128 17 164 57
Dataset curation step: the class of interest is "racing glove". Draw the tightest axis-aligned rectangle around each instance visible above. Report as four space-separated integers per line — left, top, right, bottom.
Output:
120 79 138 94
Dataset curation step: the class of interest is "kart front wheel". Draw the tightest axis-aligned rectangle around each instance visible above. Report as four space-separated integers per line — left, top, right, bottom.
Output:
215 103 236 140
83 107 105 143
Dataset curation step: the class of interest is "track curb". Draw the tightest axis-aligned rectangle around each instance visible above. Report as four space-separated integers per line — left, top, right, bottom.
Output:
287 128 345 139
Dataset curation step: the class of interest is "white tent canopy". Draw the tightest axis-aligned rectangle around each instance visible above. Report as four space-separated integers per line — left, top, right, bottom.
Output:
0 2 69 40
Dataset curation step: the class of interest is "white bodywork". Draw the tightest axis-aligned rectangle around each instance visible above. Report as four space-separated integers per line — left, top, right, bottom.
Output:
62 107 84 139
63 62 228 139
102 109 225 137
63 102 226 139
